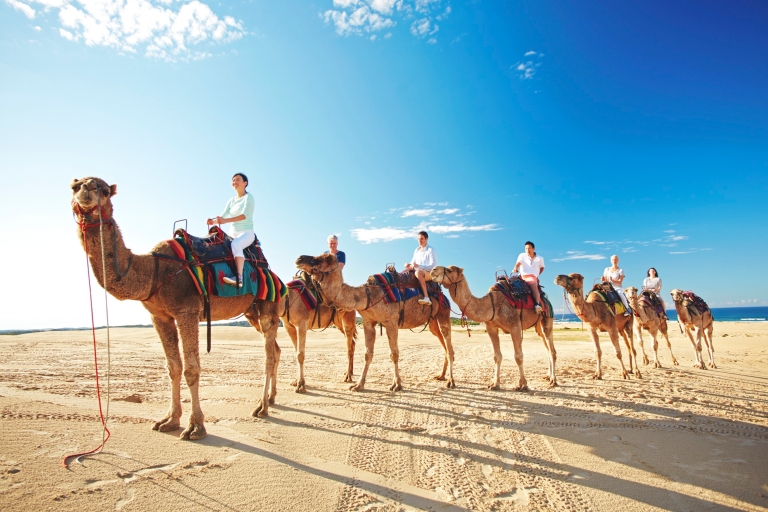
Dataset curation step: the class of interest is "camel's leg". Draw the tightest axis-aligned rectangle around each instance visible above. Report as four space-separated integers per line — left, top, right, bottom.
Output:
704 324 716 368
384 324 403 392
175 315 206 440
351 320 376 392
588 328 603 379
609 329 630 380
283 319 303 392
294 322 308 393
647 326 662 368
250 303 280 417
510 328 528 392
660 323 679 365
686 326 705 369
151 314 183 433
623 326 641 378
635 326 650 366
428 319 448 381
437 315 456 389
486 326 503 390
342 313 357 383
535 319 557 387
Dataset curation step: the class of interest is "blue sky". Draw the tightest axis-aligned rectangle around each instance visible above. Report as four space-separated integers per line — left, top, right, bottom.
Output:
1 0 767 329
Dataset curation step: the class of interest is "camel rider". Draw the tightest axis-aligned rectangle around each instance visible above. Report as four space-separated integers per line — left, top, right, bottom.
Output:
324 235 346 270
207 173 255 287
602 255 631 316
643 267 667 318
513 241 545 314
405 231 436 306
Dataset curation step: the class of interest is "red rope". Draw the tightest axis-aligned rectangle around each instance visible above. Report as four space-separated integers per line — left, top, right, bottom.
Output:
62 226 111 468
563 290 585 332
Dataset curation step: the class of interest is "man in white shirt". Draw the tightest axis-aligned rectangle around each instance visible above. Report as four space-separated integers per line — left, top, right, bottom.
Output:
512 241 545 314
405 231 437 305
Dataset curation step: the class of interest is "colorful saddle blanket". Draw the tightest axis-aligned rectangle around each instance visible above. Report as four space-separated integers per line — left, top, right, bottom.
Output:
166 230 286 302
588 284 627 316
490 276 554 317
286 272 319 311
175 226 268 267
682 291 709 315
639 291 666 318
369 271 449 308
210 262 287 300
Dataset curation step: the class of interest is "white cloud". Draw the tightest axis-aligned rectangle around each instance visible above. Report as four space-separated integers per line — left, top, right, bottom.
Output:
351 222 498 243
513 50 543 80
33 25 41 30
6 0 35 18
5 0 244 61
401 207 458 217
446 234 459 238
524 50 536 56
584 240 614 245
551 251 607 263
323 0 443 41
427 223 498 234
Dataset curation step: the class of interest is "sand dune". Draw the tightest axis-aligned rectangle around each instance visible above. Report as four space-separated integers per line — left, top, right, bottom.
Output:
0 321 766 511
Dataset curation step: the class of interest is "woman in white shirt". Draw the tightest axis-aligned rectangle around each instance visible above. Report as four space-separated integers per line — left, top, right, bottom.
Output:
207 173 256 287
512 241 545 314
602 255 631 316
643 267 666 316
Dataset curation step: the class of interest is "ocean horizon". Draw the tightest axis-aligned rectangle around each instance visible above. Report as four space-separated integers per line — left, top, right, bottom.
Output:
553 305 768 323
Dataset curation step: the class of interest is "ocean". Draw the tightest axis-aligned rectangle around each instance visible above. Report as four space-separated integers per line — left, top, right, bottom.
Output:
553 305 768 323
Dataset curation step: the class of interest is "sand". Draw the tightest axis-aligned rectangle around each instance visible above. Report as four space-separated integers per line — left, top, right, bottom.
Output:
0 321 766 511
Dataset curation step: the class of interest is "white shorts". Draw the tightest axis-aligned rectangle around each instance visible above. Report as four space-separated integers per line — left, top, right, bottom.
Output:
230 230 255 259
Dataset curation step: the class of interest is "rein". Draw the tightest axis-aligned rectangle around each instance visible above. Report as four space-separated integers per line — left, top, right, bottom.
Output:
561 277 585 331
73 202 133 280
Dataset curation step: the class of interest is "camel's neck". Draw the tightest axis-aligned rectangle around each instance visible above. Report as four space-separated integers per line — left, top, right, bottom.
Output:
319 273 373 312
448 278 494 322
628 296 646 322
675 301 692 323
566 287 597 323
78 219 150 302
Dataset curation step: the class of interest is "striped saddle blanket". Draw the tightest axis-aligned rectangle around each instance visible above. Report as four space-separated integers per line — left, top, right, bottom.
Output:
588 286 627 316
490 277 554 317
683 291 710 315
286 273 319 311
369 272 449 308
638 291 666 318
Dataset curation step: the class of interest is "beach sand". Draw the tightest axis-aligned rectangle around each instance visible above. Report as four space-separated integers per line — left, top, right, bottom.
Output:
0 321 766 511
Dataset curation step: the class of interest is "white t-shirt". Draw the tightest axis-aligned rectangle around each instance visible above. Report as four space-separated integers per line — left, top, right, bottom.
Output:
603 267 624 287
516 253 544 276
643 277 662 293
411 245 437 271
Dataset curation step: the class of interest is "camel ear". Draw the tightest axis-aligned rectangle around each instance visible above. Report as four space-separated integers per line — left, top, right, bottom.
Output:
109 184 117 196
70 179 82 191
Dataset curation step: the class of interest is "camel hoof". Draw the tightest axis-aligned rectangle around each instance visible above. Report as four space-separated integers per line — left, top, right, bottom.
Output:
445 379 456 389
252 400 268 417
389 382 403 392
349 383 364 392
547 380 558 389
695 363 706 370
432 375 446 381
634 370 642 379
180 424 207 441
672 359 679 366
290 379 297 387
642 356 650 366
514 385 530 392
653 361 662 369
343 373 353 383
622 372 630 380
709 362 717 369
152 418 180 432
487 383 500 391
294 379 306 393
592 374 602 380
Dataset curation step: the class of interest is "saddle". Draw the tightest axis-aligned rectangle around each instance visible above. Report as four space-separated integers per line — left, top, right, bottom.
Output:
367 268 442 295
287 271 322 311
174 226 268 267
491 274 553 316
682 291 710 315
640 290 666 318
590 282 621 307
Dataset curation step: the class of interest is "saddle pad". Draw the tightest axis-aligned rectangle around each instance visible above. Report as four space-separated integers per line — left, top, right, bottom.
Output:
211 262 287 301
683 291 709 315
286 280 318 311
589 291 626 316
175 226 268 267
168 238 206 295
639 292 666 318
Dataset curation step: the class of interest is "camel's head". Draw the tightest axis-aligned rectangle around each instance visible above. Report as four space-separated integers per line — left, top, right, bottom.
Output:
670 289 684 302
71 177 117 218
625 286 638 299
295 253 339 280
554 273 583 291
430 265 463 285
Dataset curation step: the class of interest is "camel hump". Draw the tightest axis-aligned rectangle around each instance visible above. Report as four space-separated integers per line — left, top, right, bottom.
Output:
682 291 710 315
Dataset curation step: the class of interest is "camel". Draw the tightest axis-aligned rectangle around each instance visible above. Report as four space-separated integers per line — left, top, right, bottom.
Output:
670 289 716 369
280 287 358 392
430 266 557 390
295 253 456 391
70 177 282 440
554 274 640 380
626 287 678 368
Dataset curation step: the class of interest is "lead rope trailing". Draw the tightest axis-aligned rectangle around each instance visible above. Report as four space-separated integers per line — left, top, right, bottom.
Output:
62 205 112 468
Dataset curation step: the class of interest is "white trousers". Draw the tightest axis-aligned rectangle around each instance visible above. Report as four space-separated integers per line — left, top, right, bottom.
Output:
230 230 255 259
611 284 631 311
